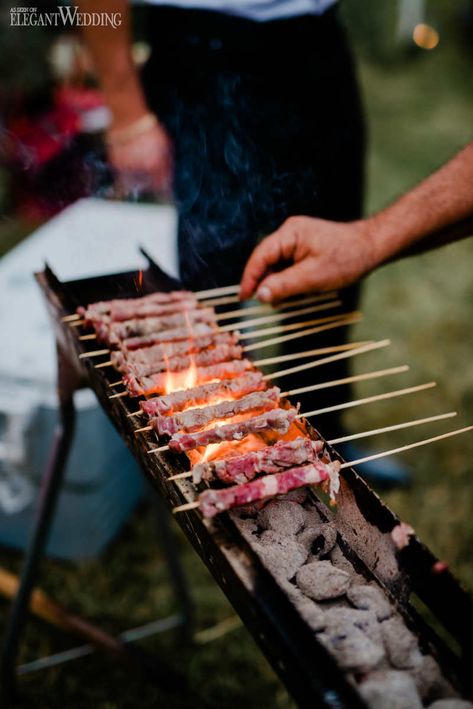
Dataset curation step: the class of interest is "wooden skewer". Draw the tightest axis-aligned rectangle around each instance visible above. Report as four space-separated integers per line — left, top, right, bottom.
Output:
255 341 370 367
79 334 97 341
95 361 114 369
109 341 371 390
264 339 390 381
71 320 85 328
219 300 341 332
281 365 409 397
109 391 128 399
213 292 338 321
134 364 409 434
300 382 436 419
328 411 457 444
200 291 337 309
171 424 473 513
194 284 240 299
340 425 473 468
241 312 361 349
79 349 110 359
62 313 81 322
165 410 457 482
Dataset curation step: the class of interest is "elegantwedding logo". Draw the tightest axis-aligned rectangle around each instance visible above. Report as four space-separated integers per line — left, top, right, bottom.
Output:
10 6 122 28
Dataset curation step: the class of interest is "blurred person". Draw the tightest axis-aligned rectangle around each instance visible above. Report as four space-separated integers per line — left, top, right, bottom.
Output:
80 1 377 473
240 142 473 301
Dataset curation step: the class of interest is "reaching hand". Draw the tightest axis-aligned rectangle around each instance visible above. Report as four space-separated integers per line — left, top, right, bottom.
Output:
239 216 378 303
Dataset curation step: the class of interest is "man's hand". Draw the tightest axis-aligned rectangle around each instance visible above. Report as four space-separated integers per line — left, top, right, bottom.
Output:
240 216 378 303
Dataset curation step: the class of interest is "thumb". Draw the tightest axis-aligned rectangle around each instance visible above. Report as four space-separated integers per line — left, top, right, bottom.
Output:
257 259 321 303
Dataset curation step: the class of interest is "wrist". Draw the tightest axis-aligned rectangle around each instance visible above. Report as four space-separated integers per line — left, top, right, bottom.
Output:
106 113 158 147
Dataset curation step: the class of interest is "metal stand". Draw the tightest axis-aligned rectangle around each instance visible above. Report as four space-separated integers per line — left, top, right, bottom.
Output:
0 346 193 701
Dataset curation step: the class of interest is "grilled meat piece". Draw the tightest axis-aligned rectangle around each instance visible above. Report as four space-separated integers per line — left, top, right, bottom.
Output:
78 290 195 317
154 388 281 436
103 307 216 345
140 372 266 416
168 408 297 453
122 323 216 350
114 333 237 366
192 436 324 485
114 343 243 378
199 461 340 518
125 358 254 397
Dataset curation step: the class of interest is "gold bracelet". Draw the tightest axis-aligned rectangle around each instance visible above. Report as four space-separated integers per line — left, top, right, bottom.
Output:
106 113 158 147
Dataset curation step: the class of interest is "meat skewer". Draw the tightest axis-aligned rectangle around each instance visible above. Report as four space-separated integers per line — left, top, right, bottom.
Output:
140 371 266 416
97 307 217 345
180 462 340 518
131 364 407 419
191 437 324 485
143 387 281 436
166 408 297 454
77 290 196 318
148 381 436 453
124 358 253 397
81 313 360 358
169 411 457 484
173 425 473 518
114 343 243 379
110 332 238 369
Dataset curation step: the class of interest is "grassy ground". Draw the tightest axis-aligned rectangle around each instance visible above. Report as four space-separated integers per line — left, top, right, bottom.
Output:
1 3 472 706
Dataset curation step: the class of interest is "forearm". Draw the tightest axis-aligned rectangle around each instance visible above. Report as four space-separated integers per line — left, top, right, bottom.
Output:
78 0 147 127
366 142 473 265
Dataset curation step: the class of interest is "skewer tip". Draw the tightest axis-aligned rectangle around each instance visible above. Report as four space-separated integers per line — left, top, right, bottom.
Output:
135 426 152 434
167 471 192 481
148 445 169 454
109 391 128 399
172 501 200 514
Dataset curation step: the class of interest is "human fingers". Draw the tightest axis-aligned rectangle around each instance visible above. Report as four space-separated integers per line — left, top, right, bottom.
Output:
239 227 296 300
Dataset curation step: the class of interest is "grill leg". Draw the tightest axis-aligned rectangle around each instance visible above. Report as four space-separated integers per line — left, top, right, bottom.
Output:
0 348 77 702
150 491 194 643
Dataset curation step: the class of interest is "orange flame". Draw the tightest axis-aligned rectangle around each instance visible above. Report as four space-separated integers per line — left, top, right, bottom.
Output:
134 269 144 293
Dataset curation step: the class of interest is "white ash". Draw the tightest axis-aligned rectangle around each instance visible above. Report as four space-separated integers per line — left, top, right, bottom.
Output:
381 616 423 669
296 560 351 601
347 584 393 621
257 500 305 536
318 624 385 674
297 522 337 558
254 530 308 579
230 503 466 707
359 670 423 709
427 701 473 708
323 607 383 649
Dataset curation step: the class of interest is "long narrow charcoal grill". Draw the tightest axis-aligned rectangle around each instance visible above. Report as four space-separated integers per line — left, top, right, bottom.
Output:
12 253 472 707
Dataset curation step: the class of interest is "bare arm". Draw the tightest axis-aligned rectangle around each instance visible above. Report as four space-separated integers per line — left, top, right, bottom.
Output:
78 0 172 190
240 143 473 302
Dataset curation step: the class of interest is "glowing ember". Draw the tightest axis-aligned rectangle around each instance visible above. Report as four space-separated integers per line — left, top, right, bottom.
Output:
412 23 439 50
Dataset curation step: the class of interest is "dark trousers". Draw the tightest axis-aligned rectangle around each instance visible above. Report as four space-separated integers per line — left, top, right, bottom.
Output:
142 7 366 437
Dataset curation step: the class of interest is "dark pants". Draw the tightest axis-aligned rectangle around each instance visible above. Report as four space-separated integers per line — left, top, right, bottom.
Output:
142 7 366 437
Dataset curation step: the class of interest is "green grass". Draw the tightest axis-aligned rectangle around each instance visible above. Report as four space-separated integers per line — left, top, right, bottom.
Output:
1 4 473 705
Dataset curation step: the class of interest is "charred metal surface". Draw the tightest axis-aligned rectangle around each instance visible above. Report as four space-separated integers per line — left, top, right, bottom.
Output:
35 262 473 705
